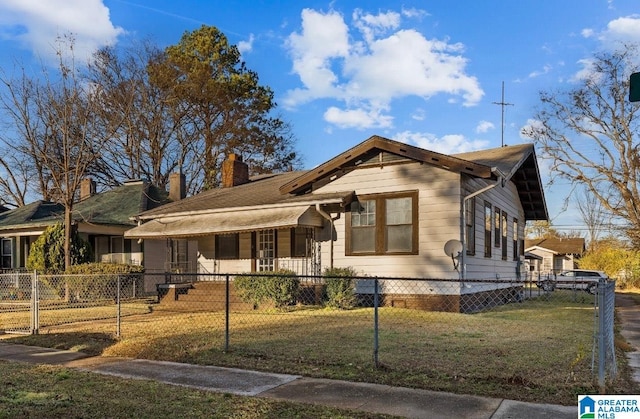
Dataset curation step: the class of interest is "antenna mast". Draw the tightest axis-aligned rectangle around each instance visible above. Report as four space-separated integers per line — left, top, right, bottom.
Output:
492 81 513 147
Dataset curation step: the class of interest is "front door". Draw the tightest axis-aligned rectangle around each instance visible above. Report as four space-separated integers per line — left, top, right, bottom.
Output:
257 230 275 271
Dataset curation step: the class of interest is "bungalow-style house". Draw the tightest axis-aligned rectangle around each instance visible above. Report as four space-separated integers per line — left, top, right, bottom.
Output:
524 237 586 277
0 177 171 272
125 135 548 311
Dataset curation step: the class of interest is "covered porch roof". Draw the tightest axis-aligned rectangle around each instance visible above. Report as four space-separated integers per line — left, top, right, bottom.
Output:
125 205 326 239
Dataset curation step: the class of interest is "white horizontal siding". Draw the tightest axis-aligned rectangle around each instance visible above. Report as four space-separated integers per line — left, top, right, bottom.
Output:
463 176 525 281
314 162 461 278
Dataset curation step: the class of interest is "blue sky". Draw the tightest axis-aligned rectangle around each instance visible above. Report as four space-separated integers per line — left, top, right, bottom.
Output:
0 0 639 232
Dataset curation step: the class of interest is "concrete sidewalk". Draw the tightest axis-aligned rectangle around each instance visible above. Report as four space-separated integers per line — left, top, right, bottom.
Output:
616 293 640 383
0 341 576 419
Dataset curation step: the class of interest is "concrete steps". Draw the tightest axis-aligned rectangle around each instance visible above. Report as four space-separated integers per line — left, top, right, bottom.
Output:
158 281 254 311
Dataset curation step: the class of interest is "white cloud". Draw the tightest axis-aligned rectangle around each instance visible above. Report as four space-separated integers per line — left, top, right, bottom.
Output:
411 108 426 121
324 106 393 129
519 118 544 141
570 58 599 83
602 15 640 44
401 7 429 20
475 120 494 134
237 33 254 54
353 9 400 44
0 0 123 63
569 16 640 81
394 131 489 154
581 28 595 38
284 8 483 130
528 64 552 78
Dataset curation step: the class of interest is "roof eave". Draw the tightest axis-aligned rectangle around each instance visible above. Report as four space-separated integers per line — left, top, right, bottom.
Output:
279 135 493 195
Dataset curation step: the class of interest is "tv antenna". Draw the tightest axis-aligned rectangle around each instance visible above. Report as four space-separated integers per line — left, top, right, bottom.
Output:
492 81 513 147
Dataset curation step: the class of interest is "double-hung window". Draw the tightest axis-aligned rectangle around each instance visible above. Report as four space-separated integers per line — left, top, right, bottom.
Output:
501 210 508 260
484 202 492 258
465 197 475 255
494 207 501 247
346 191 418 255
291 227 311 257
513 219 519 261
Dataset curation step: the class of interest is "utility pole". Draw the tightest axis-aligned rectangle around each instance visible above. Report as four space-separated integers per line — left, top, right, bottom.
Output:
492 81 513 147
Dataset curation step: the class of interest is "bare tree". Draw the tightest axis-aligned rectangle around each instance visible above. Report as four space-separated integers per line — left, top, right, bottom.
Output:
86 41 184 192
522 44 640 246
574 187 606 249
0 64 54 204
525 220 559 239
0 36 119 269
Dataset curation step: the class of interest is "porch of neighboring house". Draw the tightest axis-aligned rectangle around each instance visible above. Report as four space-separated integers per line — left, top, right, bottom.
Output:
90 235 144 266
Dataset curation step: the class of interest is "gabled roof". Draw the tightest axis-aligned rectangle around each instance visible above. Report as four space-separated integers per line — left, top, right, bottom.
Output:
0 180 168 232
454 143 548 221
524 237 586 255
134 136 547 224
278 135 547 221
279 135 493 195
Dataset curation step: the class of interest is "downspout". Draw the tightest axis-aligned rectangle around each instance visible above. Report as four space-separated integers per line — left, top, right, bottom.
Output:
461 169 505 280
316 204 339 270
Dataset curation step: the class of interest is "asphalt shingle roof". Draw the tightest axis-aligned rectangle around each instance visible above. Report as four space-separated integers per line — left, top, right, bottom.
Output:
138 171 353 219
524 237 586 255
0 181 168 231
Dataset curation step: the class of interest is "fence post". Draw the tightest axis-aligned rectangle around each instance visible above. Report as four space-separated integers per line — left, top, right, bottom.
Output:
31 271 39 335
597 279 605 393
116 275 121 338
224 274 230 352
596 279 617 393
373 277 379 368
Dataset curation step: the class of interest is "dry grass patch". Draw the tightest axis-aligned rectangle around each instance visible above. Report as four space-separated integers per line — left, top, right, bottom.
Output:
6 291 638 405
0 361 394 419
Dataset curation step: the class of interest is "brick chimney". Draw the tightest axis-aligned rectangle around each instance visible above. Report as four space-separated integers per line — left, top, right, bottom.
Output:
221 154 249 188
169 172 186 201
80 178 96 201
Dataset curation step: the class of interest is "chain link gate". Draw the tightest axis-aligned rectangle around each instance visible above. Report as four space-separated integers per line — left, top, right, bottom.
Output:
0 271 37 334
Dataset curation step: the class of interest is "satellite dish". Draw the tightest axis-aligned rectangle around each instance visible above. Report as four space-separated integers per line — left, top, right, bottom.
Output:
444 239 463 258
444 239 463 273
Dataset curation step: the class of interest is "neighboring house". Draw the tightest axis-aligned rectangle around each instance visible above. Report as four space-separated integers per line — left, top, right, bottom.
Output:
524 237 586 277
125 135 548 310
0 177 171 272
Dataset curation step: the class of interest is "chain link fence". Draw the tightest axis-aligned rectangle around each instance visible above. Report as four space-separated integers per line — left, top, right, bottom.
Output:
0 270 619 396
